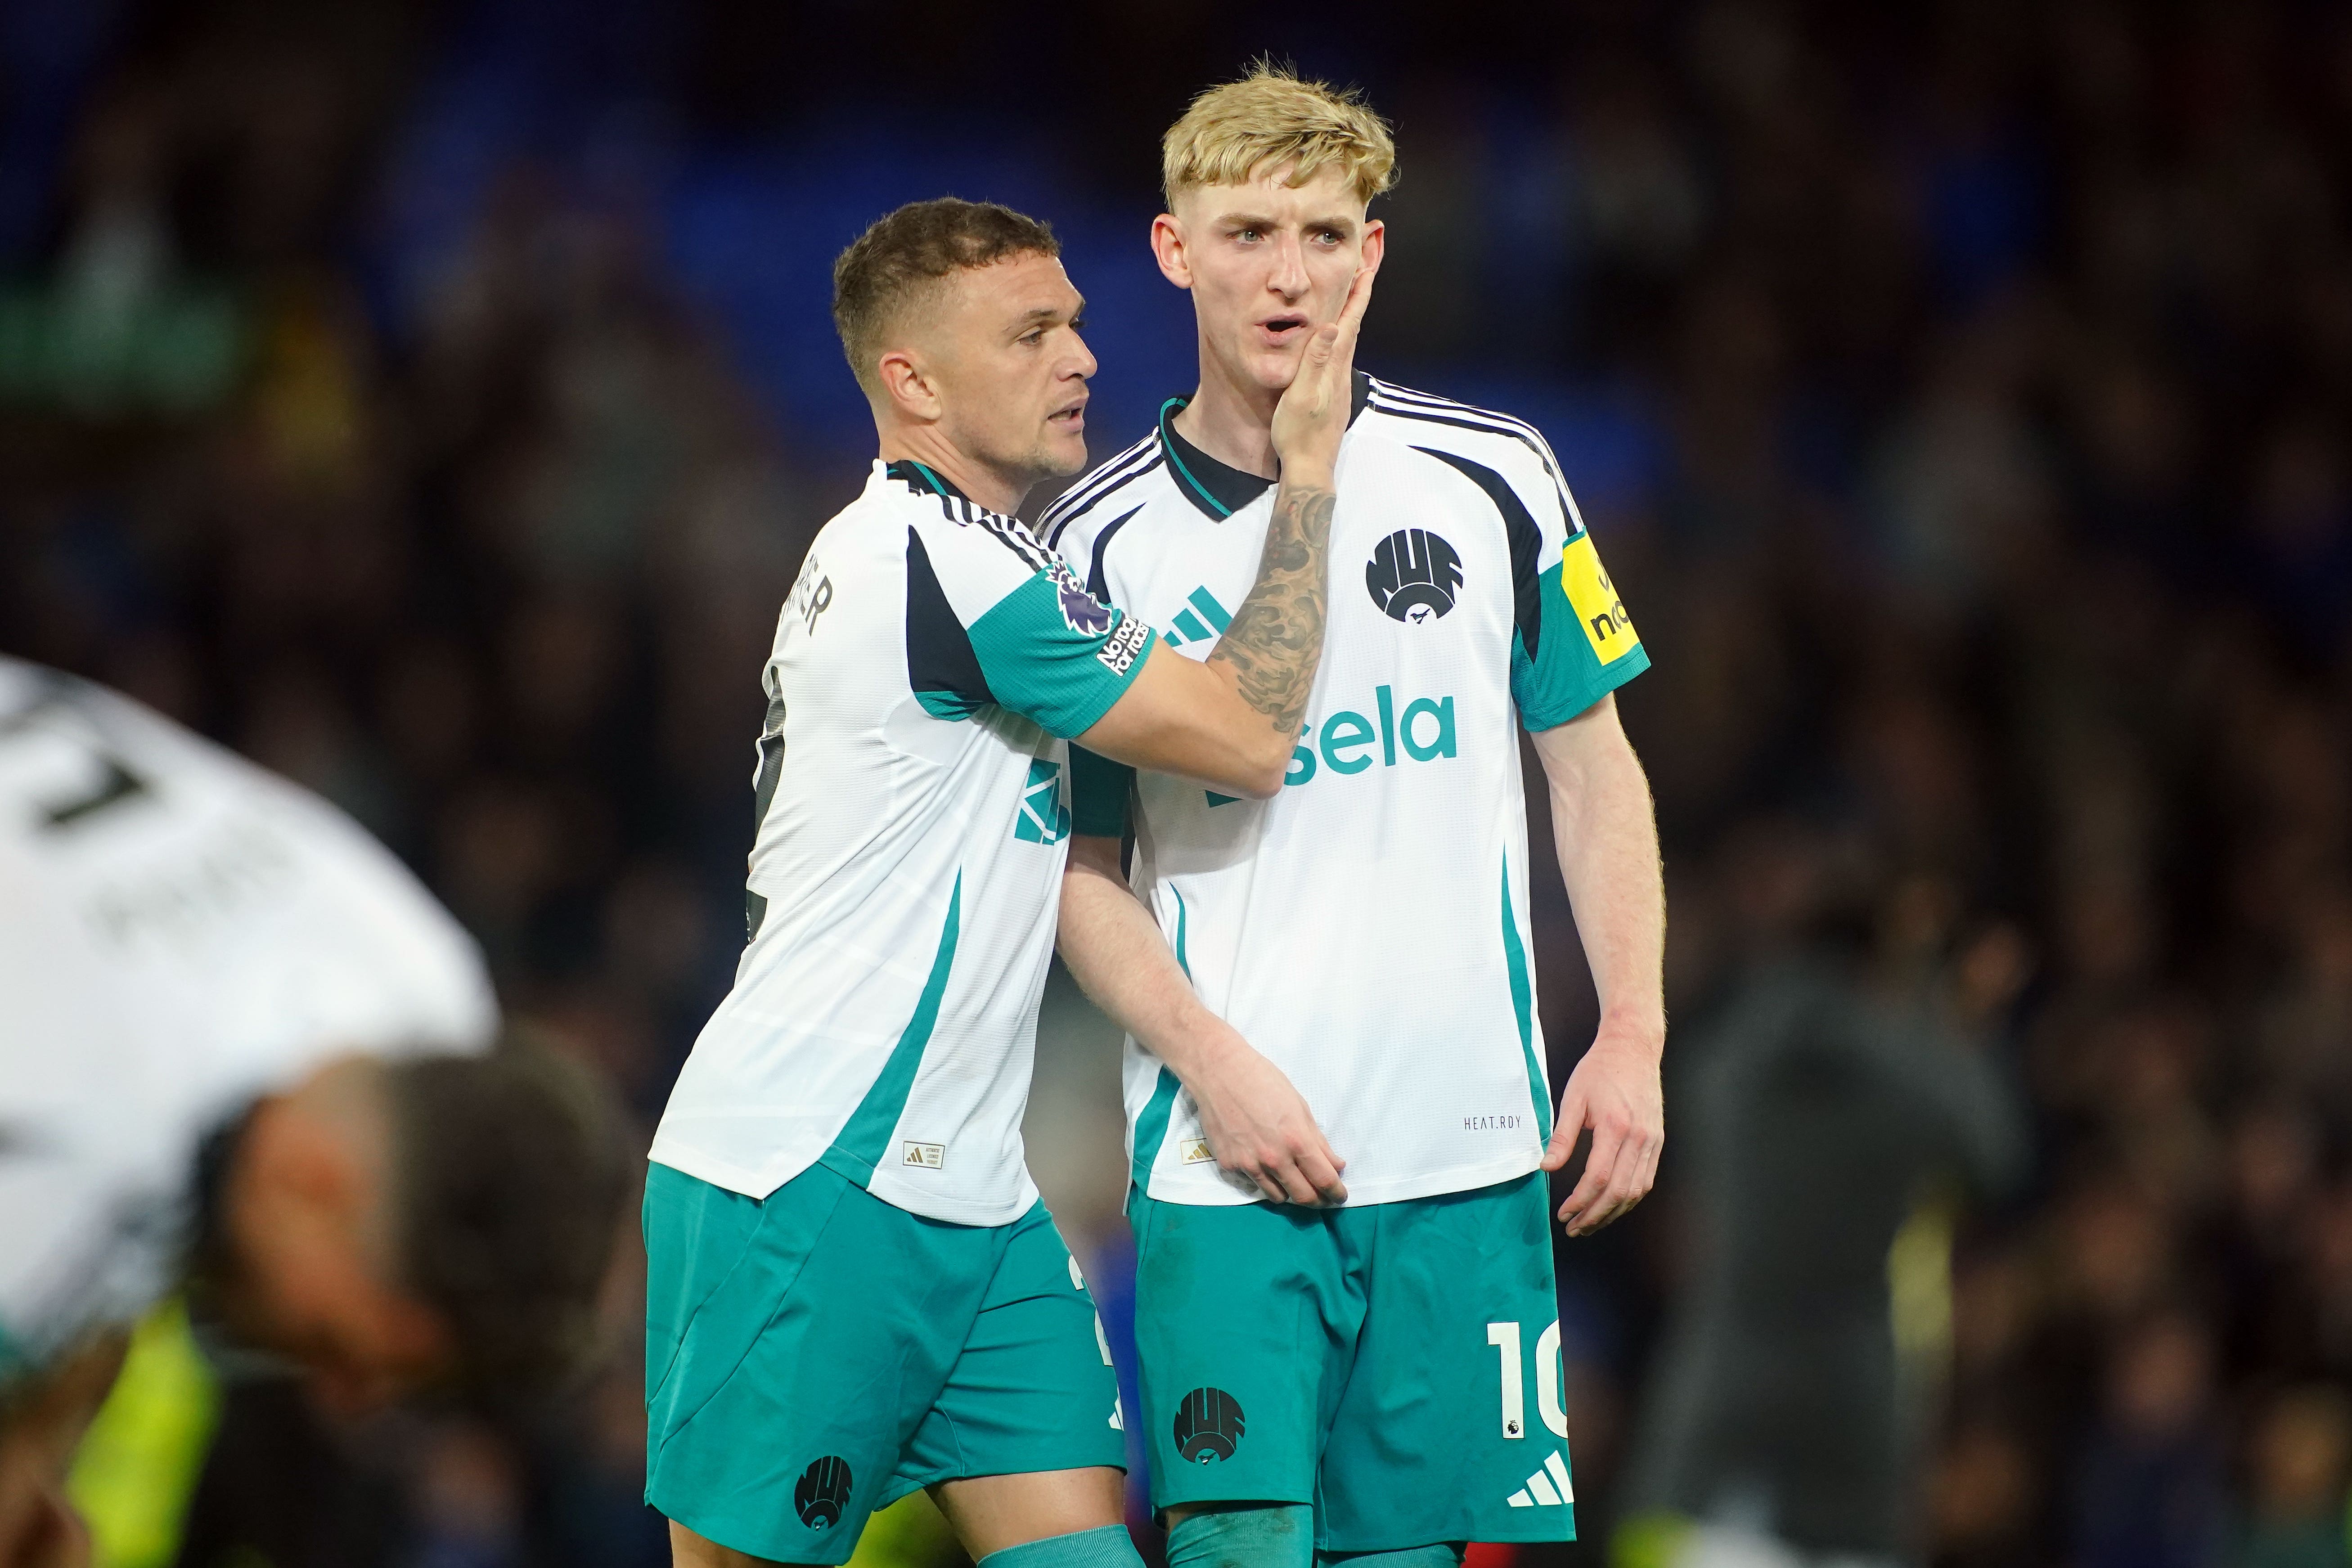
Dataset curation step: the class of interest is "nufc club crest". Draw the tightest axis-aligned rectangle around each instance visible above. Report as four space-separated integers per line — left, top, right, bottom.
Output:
1173 1387 1246 1463
795 1455 852 1528
1366 529 1465 623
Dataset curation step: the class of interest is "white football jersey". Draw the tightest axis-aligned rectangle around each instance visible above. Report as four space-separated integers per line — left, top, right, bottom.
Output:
1044 376 1649 1207
649 461 1156 1225
0 658 497 1378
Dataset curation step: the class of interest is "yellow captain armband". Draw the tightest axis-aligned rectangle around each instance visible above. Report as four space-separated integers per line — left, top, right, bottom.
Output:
1560 534 1640 665
66 1298 220 1568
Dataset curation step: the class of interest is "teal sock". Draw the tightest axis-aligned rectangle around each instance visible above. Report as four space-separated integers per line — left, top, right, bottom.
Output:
1316 1547 1465 1568
1165 1504 1315 1568
978 1524 1145 1568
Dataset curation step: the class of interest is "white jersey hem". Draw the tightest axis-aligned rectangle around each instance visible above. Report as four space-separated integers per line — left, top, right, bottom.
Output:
1140 1143 1547 1208
647 1145 1040 1227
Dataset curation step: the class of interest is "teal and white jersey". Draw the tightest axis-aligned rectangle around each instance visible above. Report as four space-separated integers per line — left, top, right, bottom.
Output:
0 659 496 1377
650 460 1156 1225
1043 376 1649 1208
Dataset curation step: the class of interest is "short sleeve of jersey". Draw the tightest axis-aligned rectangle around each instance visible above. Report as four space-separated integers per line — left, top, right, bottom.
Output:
1048 497 1145 836
903 516 1157 740
1498 452 1650 731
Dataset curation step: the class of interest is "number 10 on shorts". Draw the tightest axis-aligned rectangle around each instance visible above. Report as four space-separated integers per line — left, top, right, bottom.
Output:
1487 1321 1571 1442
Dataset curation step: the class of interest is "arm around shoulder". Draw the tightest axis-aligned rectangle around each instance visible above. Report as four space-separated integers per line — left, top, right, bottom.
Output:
1076 640 1292 798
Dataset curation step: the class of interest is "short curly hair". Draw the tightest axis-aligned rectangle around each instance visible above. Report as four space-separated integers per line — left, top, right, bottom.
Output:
831 197 1061 396
1162 62 1398 208
388 1033 632 1402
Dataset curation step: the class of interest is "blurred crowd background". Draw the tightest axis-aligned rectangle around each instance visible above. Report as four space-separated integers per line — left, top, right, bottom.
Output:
4 1 2352 1565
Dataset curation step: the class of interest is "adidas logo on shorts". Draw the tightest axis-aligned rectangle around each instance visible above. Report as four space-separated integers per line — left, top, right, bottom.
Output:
1505 1450 1574 1508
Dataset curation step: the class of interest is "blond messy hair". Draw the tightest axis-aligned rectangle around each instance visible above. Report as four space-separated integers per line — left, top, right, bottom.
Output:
1161 62 1397 209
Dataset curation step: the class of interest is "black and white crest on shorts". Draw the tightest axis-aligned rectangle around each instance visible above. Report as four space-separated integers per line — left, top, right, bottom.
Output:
1173 1386 1246 1464
1366 528 1465 624
794 1455 853 1528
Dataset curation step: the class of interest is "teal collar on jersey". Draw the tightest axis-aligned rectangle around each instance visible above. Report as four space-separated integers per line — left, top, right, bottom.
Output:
1157 370 1376 521
885 458 967 501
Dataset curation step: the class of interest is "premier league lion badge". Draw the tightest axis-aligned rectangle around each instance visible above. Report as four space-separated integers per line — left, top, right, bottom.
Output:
1047 559 1115 636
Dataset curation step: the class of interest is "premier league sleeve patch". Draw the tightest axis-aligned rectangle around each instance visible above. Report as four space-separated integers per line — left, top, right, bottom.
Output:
1046 557 1115 637
964 557 1156 741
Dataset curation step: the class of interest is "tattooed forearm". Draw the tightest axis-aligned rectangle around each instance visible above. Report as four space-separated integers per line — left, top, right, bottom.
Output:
1209 476 1337 741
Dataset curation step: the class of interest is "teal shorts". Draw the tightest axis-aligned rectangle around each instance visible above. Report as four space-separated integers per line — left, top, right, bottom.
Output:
643 1162 1127 1563
1131 1170 1574 1551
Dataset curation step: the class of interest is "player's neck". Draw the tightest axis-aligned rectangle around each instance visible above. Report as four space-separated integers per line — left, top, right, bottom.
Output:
1171 355 1280 481
877 428 1029 516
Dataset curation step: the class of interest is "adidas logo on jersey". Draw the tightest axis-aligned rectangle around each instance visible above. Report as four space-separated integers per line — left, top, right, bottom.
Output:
1014 759 1071 844
1160 586 1234 648
1505 1451 1574 1509
901 1141 945 1168
1366 528 1465 624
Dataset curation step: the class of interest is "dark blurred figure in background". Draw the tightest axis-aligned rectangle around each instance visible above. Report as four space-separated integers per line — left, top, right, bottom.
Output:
4 0 2352 1565
1615 863 2027 1567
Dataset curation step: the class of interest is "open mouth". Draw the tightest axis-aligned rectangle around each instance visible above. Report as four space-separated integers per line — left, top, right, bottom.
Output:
1258 313 1310 345
1048 395 1088 429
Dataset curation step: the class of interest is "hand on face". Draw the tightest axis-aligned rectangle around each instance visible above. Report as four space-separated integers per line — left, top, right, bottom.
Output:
1270 250 1377 477
1156 164 1384 403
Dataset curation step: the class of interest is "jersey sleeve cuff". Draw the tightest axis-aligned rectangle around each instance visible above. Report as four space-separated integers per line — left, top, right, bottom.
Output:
1049 620 1157 741
1520 640 1650 733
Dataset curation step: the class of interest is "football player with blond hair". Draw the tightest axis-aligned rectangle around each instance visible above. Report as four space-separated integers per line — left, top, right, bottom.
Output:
644 196 1372 1568
1047 66 1666 1568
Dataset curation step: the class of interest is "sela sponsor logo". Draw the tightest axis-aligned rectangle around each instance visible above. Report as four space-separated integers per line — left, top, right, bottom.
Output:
1366 528 1465 623
1047 557 1115 636
1097 616 1150 674
1463 1114 1528 1131
1208 683 1459 806
1173 1387 1246 1464
902 1141 945 1169
1179 1138 1216 1164
794 1456 853 1527
1014 758 1072 844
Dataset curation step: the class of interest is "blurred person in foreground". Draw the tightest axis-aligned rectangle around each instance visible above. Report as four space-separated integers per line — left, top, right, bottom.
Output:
0 658 633 1568
1048 66 1663 1568
642 198 1369 1568
1614 870 2028 1568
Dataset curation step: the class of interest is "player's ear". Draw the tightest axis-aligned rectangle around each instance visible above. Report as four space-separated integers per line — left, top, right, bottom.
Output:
1151 212 1192 290
875 347 944 424
1358 218 1385 273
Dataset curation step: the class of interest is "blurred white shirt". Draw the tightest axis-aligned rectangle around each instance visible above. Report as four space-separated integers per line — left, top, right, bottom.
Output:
0 658 496 1379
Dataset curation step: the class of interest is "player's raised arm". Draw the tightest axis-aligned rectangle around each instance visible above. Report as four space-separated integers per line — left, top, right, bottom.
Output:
1074 257 1376 797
